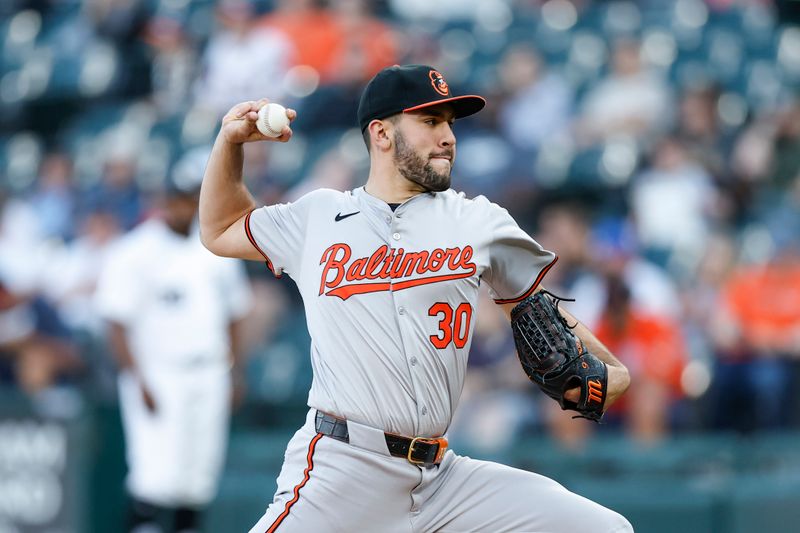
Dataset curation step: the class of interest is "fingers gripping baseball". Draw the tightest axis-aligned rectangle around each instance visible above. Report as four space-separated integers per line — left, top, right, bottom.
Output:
221 99 296 145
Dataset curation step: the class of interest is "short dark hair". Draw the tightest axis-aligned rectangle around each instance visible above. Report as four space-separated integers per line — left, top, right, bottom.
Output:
362 114 400 154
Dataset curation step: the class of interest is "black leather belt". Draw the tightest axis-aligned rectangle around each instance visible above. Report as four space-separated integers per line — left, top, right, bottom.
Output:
314 411 448 467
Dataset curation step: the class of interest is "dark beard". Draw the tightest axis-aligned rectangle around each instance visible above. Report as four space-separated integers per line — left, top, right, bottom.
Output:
393 129 452 192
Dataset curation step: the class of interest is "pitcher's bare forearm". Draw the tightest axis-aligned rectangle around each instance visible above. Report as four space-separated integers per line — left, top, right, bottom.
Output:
556 304 630 407
556 306 623 368
199 134 259 259
199 99 295 260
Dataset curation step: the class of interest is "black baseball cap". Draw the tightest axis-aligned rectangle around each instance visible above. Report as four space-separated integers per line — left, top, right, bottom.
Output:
357 65 486 132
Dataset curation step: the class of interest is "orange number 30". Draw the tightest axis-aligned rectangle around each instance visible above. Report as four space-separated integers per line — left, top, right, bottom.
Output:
428 302 473 349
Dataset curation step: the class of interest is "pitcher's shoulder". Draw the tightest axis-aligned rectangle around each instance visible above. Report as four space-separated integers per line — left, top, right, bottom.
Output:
261 188 351 216
439 189 505 213
292 188 348 204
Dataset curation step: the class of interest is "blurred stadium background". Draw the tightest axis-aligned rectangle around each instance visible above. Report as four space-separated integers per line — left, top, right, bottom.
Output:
1 0 800 531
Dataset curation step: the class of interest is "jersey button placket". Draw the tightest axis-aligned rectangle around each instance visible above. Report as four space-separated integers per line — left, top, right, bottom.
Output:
388 215 426 425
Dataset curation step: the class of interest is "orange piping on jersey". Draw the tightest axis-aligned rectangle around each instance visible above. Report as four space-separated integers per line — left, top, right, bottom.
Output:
245 209 281 279
265 433 323 533
493 255 559 304
325 271 475 300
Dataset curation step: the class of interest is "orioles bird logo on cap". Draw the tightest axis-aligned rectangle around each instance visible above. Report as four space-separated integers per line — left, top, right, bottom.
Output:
429 70 450 96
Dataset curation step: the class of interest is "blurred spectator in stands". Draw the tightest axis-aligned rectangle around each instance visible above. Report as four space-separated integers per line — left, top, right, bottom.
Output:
41 206 121 337
292 36 372 131
708 236 800 431
285 145 365 200
768 98 800 191
592 218 683 322
258 0 341 83
680 232 738 353
675 84 742 229
195 0 294 117
143 14 198 118
83 0 151 96
236 137 287 208
497 44 573 153
0 279 82 394
0 191 81 394
730 114 773 184
0 187 45 304
84 0 149 43
328 0 400 82
676 84 728 180
728 114 775 224
260 0 397 86
577 38 672 145
530 201 594 292
629 136 721 276
293 0 399 131
594 274 688 443
29 152 76 241
728 98 800 225
677 232 736 423
83 148 143 231
535 204 681 328
0 181 43 253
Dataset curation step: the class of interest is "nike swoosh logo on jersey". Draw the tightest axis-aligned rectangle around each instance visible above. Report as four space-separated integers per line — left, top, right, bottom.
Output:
335 211 360 222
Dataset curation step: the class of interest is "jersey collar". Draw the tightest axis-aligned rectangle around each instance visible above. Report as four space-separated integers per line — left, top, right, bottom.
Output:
353 186 437 214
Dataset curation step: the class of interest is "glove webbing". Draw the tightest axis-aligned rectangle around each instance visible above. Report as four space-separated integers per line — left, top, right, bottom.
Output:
512 291 579 380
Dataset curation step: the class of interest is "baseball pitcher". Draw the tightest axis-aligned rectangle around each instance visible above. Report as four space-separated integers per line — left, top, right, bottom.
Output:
200 65 633 533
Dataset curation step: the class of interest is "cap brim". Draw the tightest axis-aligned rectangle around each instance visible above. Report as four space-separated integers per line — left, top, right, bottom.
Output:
403 95 486 119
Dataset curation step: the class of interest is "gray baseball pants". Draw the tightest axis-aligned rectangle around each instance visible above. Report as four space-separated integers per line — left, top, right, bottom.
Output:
248 409 633 533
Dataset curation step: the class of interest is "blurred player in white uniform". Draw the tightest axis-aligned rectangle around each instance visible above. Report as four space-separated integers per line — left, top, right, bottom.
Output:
200 65 632 532
95 163 252 533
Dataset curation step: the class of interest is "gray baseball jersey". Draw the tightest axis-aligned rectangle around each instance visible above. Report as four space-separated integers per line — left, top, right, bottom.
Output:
246 187 633 533
246 186 556 437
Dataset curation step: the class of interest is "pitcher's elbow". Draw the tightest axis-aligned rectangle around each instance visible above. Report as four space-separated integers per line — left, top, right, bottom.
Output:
199 228 221 256
619 364 631 393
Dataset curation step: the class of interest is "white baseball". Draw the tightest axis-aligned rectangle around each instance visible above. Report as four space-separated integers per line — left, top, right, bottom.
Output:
256 103 289 138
